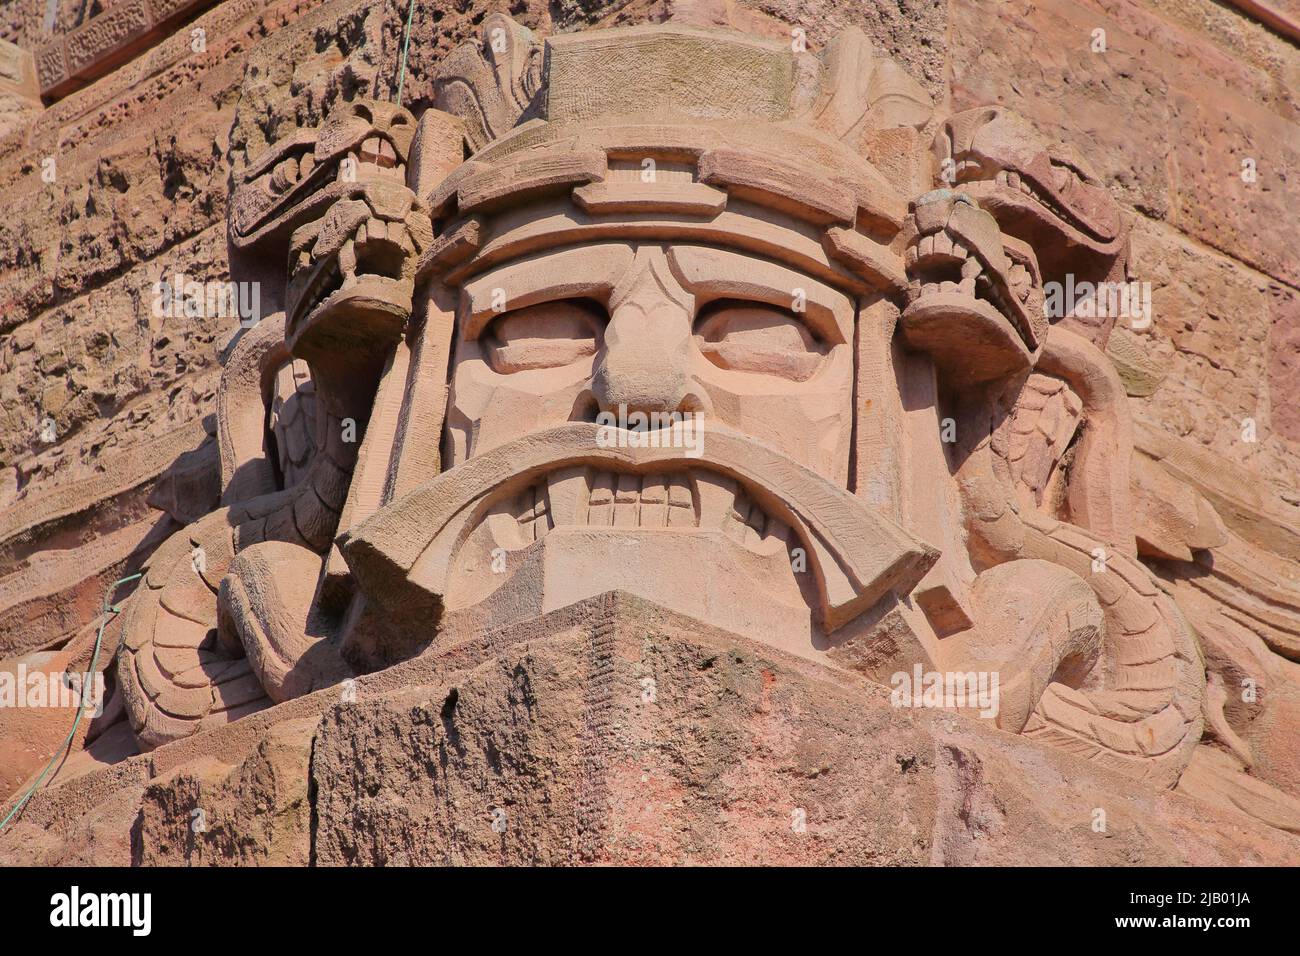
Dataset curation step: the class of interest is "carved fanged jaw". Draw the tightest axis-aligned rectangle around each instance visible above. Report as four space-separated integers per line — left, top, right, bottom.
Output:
231 99 415 250
900 190 1046 385
284 183 430 353
286 214 418 341
905 221 1038 348
447 462 811 643
952 164 1120 246
255 128 408 212
936 107 1124 257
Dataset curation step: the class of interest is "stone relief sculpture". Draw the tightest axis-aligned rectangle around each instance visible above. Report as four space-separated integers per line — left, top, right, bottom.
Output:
118 13 1300 816
6 11 1300 858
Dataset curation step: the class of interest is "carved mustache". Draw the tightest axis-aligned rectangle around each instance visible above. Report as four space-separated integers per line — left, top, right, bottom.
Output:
339 423 937 634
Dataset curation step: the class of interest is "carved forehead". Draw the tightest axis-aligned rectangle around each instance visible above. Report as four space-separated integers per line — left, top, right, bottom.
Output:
414 138 909 298
411 17 932 298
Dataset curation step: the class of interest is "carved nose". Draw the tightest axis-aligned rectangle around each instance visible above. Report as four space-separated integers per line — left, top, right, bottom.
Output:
592 299 696 418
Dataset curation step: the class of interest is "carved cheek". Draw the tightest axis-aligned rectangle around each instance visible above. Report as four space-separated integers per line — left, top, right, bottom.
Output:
691 343 854 484
447 338 597 463
689 304 853 483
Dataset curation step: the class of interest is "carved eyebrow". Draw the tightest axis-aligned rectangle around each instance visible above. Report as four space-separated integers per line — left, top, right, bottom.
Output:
666 245 853 345
459 244 634 339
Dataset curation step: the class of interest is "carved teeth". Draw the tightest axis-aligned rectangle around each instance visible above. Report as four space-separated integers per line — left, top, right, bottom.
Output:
639 474 668 527
614 472 640 527
668 475 694 527
545 467 588 526
271 157 298 193
985 165 1091 234
692 472 733 529
509 467 789 551
587 471 616 526
907 225 1031 345
357 136 399 170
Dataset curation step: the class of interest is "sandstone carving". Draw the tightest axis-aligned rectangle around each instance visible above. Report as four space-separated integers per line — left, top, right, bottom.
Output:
2 3 1300 867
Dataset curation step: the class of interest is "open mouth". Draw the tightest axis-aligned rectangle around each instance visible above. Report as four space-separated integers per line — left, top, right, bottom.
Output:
236 128 411 242
349 133 406 178
340 423 937 636
286 212 417 338
490 465 793 557
904 220 1041 351
268 130 407 202
954 166 1116 246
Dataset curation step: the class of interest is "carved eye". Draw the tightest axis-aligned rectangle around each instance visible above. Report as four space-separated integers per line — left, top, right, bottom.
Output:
483 299 603 373
352 102 373 123
694 300 826 381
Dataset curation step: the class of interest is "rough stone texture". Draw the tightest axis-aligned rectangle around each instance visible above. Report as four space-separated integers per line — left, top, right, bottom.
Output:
0 0 1297 867
136 716 315 865
5 593 1295 866
311 596 1295 866
1126 215 1300 483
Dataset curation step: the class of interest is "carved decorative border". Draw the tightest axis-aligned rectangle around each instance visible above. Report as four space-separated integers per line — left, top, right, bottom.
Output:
32 0 219 101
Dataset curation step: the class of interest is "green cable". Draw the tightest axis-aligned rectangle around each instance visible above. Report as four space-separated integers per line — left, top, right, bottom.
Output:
0 571 143 834
395 0 418 107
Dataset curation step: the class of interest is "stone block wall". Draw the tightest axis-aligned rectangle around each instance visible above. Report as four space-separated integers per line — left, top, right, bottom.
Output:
0 0 1295 718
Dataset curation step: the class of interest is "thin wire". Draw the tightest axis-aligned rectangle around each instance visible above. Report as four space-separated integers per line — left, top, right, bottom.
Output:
395 0 418 106
0 572 143 834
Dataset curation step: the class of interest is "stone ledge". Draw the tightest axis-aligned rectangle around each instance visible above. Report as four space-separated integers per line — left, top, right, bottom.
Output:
3 592 1297 865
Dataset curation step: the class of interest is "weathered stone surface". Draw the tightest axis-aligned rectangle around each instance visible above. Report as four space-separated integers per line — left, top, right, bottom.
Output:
0 0 1297 868
1125 216 1300 486
951 0 1300 286
1269 282 1300 443
136 717 315 865
5 593 1298 866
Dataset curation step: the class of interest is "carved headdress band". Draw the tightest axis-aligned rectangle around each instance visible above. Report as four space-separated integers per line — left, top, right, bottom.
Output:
412 17 935 296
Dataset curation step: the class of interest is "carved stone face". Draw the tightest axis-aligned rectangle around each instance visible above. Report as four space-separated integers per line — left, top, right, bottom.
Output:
434 227 876 650
446 241 856 484
340 24 942 665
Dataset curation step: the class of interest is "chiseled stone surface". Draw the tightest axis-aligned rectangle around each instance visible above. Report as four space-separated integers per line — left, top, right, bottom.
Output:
0 0 1298 866
4 593 1295 865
